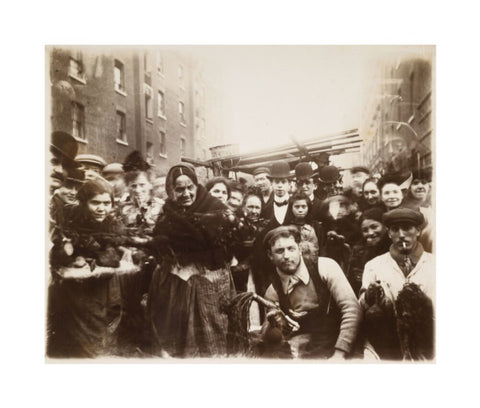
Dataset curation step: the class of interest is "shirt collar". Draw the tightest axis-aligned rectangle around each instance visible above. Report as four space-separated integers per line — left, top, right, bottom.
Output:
274 194 289 203
389 241 424 266
277 257 310 294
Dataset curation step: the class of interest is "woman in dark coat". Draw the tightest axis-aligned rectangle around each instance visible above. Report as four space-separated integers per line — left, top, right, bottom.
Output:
346 207 391 296
148 164 237 358
48 179 129 358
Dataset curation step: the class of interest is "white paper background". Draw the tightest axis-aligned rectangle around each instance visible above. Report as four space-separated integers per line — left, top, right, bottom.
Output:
2 1 479 407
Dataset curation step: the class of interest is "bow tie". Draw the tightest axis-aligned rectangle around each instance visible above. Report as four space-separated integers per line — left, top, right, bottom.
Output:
274 200 288 207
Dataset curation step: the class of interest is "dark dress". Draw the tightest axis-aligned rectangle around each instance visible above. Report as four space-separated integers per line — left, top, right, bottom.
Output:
47 206 127 358
148 186 237 357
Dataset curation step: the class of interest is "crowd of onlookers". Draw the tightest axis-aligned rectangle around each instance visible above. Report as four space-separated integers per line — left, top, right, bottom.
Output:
47 130 434 361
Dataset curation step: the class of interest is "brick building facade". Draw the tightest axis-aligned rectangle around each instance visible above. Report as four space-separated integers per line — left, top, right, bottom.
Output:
48 46 223 176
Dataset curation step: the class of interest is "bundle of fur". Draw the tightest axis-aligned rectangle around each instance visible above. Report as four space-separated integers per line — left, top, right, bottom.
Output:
395 282 435 360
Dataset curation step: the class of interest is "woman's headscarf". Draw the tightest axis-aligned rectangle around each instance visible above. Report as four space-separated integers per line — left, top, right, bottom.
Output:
165 163 198 199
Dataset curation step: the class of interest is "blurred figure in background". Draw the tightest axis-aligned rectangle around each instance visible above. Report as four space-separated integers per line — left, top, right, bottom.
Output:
316 165 343 201
362 178 382 210
206 176 231 205
152 176 168 201
294 162 323 221
253 167 273 210
102 162 128 205
75 153 107 181
228 180 247 213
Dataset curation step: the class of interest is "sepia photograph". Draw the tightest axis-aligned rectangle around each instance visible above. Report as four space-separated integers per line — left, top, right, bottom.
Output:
46 44 435 362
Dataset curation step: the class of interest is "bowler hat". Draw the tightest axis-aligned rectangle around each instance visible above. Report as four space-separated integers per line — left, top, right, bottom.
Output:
318 165 340 183
412 168 432 183
295 162 317 180
263 226 300 249
268 161 293 179
50 131 80 167
382 208 425 228
252 166 271 176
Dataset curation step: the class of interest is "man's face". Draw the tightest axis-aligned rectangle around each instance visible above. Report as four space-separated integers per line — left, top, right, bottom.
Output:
296 178 316 197
272 178 289 198
268 236 301 275
228 190 244 210
361 219 386 247
410 179 430 201
50 154 68 191
254 172 271 193
351 171 369 191
57 183 79 205
128 172 152 204
243 195 262 222
173 175 197 208
87 193 112 223
381 183 403 210
388 222 420 254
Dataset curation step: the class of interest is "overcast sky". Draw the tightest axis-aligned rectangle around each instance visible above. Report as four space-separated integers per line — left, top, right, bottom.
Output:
184 45 433 154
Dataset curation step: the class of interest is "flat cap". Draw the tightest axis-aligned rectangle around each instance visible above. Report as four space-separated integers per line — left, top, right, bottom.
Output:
263 225 300 249
102 163 124 175
252 166 271 176
382 208 425 228
75 154 107 168
351 166 370 175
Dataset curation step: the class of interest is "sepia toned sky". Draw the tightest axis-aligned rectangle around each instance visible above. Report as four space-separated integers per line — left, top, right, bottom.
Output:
184 45 434 153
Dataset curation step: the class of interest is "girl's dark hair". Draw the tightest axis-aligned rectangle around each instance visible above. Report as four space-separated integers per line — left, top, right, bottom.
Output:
362 177 380 192
285 191 313 224
77 178 114 206
205 177 231 199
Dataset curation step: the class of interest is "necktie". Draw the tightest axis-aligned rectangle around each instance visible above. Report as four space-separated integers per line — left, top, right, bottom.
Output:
402 256 414 276
275 200 288 207
287 275 300 294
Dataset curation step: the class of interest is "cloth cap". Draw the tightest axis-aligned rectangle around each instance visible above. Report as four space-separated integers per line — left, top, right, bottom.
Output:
102 163 124 175
382 208 425 228
318 165 340 183
263 225 300 249
351 166 370 175
268 161 293 179
252 166 271 176
75 154 107 168
295 162 316 180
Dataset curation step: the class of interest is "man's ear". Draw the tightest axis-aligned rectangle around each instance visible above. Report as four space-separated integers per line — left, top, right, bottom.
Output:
267 249 273 262
387 228 393 239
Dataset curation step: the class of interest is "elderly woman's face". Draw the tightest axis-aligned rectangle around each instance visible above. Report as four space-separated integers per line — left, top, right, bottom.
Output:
128 172 152 204
87 193 112 223
209 182 228 204
173 175 197 207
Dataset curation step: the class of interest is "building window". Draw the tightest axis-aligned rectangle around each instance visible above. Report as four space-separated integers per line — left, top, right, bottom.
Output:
146 141 154 165
72 102 85 140
178 65 184 87
156 51 164 76
145 84 153 121
114 60 126 94
69 53 86 82
116 111 126 143
179 101 186 124
180 137 186 156
157 90 166 118
159 130 166 155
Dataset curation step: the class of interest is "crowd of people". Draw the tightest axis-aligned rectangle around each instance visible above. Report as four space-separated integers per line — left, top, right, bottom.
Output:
47 130 435 361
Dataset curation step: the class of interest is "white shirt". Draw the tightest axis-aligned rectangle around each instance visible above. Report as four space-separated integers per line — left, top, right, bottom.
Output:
273 194 289 225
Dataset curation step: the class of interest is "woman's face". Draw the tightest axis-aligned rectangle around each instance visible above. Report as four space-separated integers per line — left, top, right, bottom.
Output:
128 172 152 204
361 219 387 247
292 199 309 220
209 182 228 204
243 195 262 222
87 193 112 223
173 175 197 208
363 181 380 205
410 179 430 201
381 183 403 209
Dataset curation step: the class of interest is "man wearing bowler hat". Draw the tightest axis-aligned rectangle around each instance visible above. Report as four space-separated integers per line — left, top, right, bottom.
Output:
316 165 342 201
294 162 323 221
50 131 81 194
260 225 361 359
263 160 293 226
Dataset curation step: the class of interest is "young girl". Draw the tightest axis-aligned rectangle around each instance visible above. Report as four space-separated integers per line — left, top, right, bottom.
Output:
285 192 324 262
